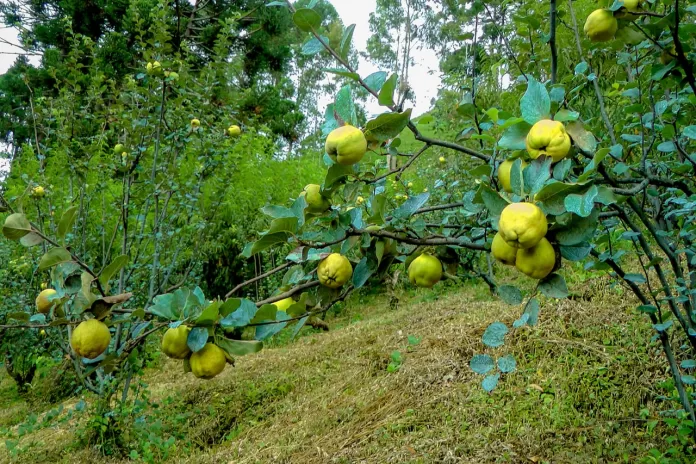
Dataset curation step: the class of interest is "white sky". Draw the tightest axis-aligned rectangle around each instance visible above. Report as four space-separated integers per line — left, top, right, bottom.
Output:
328 1 441 117
0 0 441 118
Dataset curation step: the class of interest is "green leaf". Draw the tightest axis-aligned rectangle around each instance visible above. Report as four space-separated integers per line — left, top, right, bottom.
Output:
291 315 309 339
523 157 553 195
325 163 354 187
637 304 657 314
624 273 647 284
39 247 73 270
220 299 257 328
482 321 508 348
510 158 525 196
497 355 517 373
364 109 412 142
482 373 500 392
250 304 278 324
2 213 32 240
335 85 357 126
566 121 597 154
391 192 429 220
19 232 43 247
498 285 523 305
301 36 327 55
652 61 676 81
322 68 360 81
363 71 388 92
255 311 290 340
247 232 292 256
498 121 532 150
555 209 599 246
352 257 372 288
560 242 592 261
292 8 321 32
268 217 298 234
535 181 587 215
520 76 551 125
216 338 263 357
195 300 221 326
187 327 209 353
539 274 568 298
554 109 579 122
683 126 696 139
577 148 609 182
57 206 79 241
470 354 495 375
564 185 598 218
477 185 508 216
99 255 128 288
378 73 397 107
339 24 355 59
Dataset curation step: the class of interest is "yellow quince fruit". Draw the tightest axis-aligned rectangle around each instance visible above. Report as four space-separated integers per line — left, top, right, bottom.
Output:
32 186 45 198
71 319 111 359
516 237 556 279
301 184 331 213
36 289 57 314
317 253 353 288
356 196 365 205
491 232 518 265
190 343 227 379
191 118 201 128
113 143 125 155
498 202 548 249
439 156 446 163
274 297 294 312
497 158 528 193
228 125 241 137
526 120 571 162
325 125 367 165
408 253 443 288
584 9 618 43
161 325 191 359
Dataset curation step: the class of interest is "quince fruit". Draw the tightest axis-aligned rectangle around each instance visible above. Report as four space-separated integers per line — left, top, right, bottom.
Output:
584 9 618 43
491 232 517 265
228 125 241 137
497 159 528 193
36 288 57 314
318 253 353 288
32 186 45 198
498 202 548 249
408 253 442 288
325 126 367 166
161 325 191 359
516 237 556 279
301 184 331 213
190 343 227 379
191 118 201 128
526 120 571 162
274 297 294 312
71 319 111 359
113 143 125 155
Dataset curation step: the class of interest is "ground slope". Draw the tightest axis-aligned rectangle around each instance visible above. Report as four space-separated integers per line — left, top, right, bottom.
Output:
0 280 675 463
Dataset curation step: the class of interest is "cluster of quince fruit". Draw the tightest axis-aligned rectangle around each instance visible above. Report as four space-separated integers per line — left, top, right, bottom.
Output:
300 125 446 290
36 288 113 360
492 203 556 280
497 118 572 193
583 0 641 43
145 60 179 81
160 325 230 379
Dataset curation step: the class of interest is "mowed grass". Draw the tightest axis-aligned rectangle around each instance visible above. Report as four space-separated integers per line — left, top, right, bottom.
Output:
0 277 683 464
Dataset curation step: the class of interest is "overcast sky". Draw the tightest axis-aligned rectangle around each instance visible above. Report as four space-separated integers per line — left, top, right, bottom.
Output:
0 1 441 116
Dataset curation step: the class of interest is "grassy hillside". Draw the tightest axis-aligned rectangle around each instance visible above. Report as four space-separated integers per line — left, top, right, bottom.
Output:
0 277 684 464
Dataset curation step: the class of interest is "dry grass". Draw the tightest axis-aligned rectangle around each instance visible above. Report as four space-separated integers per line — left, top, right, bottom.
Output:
0 277 678 464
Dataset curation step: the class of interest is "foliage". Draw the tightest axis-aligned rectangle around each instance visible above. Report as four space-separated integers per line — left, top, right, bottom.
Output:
1 0 696 458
